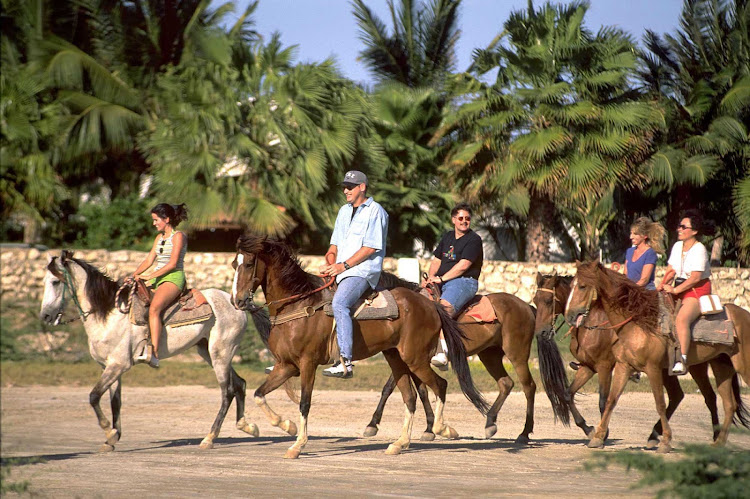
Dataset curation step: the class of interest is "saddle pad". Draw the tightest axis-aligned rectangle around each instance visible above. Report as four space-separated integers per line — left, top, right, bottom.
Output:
129 290 214 328
324 290 399 320
691 310 736 346
458 295 497 324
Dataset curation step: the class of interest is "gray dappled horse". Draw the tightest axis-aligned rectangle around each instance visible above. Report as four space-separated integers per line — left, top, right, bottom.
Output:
39 250 257 451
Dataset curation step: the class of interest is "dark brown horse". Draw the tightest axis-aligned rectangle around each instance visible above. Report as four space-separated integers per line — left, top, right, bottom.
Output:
534 273 725 446
231 234 489 458
363 282 573 443
564 261 750 452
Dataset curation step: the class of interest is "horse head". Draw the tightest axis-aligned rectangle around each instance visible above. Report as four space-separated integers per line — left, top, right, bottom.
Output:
564 261 602 328
40 251 88 324
533 272 572 340
232 234 268 311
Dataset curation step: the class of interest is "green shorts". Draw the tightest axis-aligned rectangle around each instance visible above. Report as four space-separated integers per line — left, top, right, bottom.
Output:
149 270 186 291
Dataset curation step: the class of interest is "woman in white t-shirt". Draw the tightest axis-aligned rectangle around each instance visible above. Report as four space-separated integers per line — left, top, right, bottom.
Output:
657 209 712 375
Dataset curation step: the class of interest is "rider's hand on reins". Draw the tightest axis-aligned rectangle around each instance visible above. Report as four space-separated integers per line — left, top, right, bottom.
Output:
319 263 345 277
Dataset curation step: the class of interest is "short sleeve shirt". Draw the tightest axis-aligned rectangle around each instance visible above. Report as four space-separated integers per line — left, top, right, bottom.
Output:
433 230 483 279
667 241 711 280
625 246 657 288
330 197 389 288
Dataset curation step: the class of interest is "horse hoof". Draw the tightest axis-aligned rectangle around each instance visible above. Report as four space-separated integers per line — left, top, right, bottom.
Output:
385 444 402 455
238 421 260 437
438 426 459 439
363 426 378 438
588 437 605 449
420 432 436 441
485 425 497 439
656 443 672 454
280 420 297 436
284 448 301 459
98 443 115 453
515 434 530 445
645 439 659 450
105 429 120 446
199 438 214 450
585 427 595 439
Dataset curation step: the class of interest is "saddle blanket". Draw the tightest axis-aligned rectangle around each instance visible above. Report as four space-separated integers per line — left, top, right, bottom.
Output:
457 295 497 324
658 295 735 346
324 290 399 320
130 289 214 328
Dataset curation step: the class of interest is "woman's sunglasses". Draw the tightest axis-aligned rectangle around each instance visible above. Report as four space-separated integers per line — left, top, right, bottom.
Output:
159 239 166 254
677 224 693 230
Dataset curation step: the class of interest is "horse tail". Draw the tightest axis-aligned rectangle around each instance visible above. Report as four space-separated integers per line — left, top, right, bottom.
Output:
436 303 490 416
536 330 572 426
249 308 271 348
731 373 750 429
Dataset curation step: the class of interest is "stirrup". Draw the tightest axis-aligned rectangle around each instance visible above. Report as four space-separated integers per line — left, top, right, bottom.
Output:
134 342 152 363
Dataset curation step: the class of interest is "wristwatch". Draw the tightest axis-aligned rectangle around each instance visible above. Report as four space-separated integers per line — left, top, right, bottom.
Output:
343 261 351 270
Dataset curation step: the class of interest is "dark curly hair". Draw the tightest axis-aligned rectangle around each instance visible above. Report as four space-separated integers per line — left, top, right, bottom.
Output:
678 209 714 236
151 203 188 227
451 202 472 217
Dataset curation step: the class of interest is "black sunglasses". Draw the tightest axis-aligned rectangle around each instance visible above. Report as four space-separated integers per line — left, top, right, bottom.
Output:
159 239 166 254
677 224 693 230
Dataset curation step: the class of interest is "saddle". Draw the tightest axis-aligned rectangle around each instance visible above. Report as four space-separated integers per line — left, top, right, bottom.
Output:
420 284 497 323
659 293 737 375
323 289 399 321
129 284 213 328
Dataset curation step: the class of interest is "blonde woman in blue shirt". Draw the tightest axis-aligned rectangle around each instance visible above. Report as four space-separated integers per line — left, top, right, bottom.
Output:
624 217 666 290
132 203 189 368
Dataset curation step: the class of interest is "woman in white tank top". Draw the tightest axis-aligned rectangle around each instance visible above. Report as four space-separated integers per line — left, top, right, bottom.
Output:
131 203 189 368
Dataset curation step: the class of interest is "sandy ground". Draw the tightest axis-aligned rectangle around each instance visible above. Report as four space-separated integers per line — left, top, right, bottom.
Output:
2 385 749 498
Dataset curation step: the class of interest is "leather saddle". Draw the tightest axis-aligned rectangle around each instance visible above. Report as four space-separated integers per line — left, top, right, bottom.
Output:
420 283 497 323
129 281 213 328
323 289 399 321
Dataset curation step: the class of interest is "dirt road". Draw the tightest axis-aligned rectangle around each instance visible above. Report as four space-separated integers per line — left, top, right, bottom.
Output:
2 386 748 497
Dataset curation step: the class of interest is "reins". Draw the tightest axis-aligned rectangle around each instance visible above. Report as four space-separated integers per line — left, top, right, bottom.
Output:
115 278 138 314
54 264 91 324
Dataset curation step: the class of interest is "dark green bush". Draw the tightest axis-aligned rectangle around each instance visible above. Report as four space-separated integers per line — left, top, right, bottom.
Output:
71 195 154 251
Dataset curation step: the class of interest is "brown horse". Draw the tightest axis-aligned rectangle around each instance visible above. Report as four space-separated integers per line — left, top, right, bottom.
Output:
564 261 750 452
231 234 489 458
534 273 724 446
363 283 573 443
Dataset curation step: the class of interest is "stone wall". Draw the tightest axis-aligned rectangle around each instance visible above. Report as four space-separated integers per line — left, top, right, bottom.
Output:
3 247 748 311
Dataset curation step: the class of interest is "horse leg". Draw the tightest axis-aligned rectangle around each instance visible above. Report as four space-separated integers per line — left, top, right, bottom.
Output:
709 358 737 446
90 363 129 452
408 359 457 440
254 362 299 437
502 346 538 444
284 360 316 459
477 347 513 440
641 364 672 453
107 378 122 446
382 349 416 455
588 362 632 449
411 372 436 441
567 365 597 438
687 363 719 441
645 369 684 449
364 374 396 437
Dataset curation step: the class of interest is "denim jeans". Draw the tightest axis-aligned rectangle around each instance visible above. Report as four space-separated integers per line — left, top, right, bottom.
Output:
440 277 479 312
332 276 371 360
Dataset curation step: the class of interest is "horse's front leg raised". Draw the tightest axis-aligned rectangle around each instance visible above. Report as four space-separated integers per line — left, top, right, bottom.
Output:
90 364 129 452
589 362 632 449
567 364 597 438
364 374 396 437
254 363 298 437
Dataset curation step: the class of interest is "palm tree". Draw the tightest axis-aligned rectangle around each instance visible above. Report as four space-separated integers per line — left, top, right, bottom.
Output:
441 1 663 261
639 0 750 263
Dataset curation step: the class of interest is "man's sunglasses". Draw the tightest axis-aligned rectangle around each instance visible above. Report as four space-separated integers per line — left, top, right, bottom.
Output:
342 183 359 191
455 216 471 222
677 224 693 230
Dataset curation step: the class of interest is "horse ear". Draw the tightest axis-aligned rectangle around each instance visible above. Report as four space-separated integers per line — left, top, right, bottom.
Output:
536 272 544 286
575 259 581 267
61 250 74 263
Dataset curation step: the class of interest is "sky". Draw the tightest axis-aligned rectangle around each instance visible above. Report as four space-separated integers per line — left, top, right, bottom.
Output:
223 0 685 85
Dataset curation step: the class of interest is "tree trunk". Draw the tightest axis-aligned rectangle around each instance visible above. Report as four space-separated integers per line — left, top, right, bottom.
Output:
525 193 554 262
710 236 723 266
22 216 41 244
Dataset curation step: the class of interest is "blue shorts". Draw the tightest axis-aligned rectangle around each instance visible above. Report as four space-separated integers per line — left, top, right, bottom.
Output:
440 277 478 312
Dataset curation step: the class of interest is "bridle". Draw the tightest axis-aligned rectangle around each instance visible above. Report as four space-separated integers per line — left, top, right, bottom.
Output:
237 251 334 313
563 279 633 331
536 286 566 339
50 263 90 325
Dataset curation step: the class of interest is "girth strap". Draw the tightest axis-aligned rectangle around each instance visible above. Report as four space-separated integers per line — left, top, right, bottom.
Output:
270 300 331 326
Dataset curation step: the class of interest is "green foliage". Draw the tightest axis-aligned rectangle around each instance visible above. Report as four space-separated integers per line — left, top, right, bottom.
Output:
71 195 154 250
0 458 37 494
587 441 750 498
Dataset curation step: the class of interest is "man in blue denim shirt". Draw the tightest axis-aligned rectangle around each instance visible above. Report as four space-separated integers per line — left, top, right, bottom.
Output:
320 170 389 379
422 202 483 368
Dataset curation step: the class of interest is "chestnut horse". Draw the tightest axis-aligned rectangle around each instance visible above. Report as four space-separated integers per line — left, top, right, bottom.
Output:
363 282 573 443
564 261 750 452
534 273 724 446
231 234 489 459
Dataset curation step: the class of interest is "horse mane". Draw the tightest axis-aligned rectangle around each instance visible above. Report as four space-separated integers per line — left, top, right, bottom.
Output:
237 234 320 295
61 256 121 320
577 261 659 333
377 272 420 292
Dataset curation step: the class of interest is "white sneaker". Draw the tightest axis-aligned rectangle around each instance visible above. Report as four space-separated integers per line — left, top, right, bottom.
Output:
672 356 687 375
322 360 353 379
431 352 449 371
264 365 274 374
